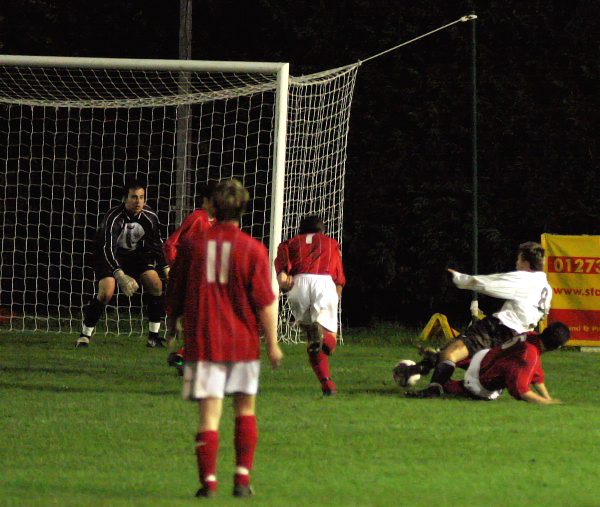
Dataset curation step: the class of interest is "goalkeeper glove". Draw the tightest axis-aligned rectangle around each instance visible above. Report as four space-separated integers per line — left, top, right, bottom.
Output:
114 269 139 297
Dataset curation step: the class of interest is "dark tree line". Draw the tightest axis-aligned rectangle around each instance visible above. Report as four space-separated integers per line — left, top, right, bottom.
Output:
2 0 599 328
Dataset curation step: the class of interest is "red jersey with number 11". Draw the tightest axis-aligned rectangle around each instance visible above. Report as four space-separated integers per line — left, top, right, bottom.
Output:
275 232 345 286
165 222 276 362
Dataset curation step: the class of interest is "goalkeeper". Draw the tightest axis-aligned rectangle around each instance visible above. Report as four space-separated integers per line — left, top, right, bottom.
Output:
275 215 345 396
76 179 169 348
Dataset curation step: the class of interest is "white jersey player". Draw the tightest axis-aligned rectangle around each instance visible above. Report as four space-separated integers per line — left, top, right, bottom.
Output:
405 241 552 398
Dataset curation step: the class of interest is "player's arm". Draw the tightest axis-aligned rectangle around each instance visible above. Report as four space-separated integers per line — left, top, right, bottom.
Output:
331 244 346 299
276 271 293 292
163 211 198 265
258 299 283 369
448 269 525 300
147 211 170 277
164 244 188 323
532 382 556 401
101 210 122 275
274 242 293 292
520 389 562 404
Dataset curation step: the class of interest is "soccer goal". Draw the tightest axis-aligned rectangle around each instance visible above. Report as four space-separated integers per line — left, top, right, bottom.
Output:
0 55 358 343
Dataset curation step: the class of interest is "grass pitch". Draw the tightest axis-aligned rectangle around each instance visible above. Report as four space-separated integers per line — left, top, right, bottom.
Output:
1 327 599 507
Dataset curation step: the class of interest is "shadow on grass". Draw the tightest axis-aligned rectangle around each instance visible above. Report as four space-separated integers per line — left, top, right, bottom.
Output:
0 381 178 396
1 365 92 375
342 386 401 396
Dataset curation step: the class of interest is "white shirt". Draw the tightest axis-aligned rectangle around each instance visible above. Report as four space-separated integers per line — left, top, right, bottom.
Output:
451 270 552 334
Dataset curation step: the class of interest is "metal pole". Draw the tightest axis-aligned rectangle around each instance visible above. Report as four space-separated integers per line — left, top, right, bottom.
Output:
470 13 479 318
176 0 193 226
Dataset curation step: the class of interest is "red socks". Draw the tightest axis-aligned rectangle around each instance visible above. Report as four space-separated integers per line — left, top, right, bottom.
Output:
322 332 337 355
234 415 257 486
195 431 218 491
195 416 257 493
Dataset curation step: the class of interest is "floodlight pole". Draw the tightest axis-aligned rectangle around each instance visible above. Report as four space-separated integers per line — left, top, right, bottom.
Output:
470 13 479 318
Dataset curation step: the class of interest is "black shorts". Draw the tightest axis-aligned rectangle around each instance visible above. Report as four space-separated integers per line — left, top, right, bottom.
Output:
93 248 157 281
460 316 516 357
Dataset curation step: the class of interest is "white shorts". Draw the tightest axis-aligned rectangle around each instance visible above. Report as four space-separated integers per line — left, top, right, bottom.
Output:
181 360 260 401
463 349 502 400
286 274 339 333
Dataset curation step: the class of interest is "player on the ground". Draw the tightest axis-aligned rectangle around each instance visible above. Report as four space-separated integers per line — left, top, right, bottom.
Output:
438 321 569 403
165 179 283 499
403 241 552 398
274 215 345 396
76 179 169 348
163 181 217 374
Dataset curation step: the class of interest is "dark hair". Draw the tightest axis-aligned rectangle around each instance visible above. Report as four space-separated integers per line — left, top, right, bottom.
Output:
193 180 218 209
540 322 570 351
518 241 545 271
212 179 249 221
198 180 218 201
122 178 146 198
299 215 326 235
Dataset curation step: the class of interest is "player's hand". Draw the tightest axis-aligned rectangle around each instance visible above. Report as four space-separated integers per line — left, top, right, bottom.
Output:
267 343 283 369
277 272 294 293
114 269 139 297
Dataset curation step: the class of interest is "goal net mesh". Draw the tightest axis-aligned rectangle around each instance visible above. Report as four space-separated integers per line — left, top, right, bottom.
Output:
0 60 358 342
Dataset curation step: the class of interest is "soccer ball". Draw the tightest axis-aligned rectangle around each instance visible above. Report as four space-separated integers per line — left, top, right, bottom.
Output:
392 359 421 387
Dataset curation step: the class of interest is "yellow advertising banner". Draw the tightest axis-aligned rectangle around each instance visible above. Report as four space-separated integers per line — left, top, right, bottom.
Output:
541 234 600 346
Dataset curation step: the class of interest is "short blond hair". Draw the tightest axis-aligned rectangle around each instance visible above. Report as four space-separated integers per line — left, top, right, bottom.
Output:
212 179 249 221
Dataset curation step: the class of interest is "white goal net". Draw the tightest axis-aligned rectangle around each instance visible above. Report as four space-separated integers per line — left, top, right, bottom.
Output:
0 56 358 342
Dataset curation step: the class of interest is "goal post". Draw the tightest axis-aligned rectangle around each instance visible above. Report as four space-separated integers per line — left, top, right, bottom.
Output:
0 55 358 342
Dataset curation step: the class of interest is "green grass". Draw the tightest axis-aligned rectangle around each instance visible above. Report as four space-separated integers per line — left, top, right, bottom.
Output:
1 327 600 507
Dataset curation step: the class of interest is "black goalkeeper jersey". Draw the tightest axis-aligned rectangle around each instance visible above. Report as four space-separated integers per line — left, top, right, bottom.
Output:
94 203 167 274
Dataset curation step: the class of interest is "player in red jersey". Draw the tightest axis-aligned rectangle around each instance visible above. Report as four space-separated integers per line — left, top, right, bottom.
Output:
162 181 217 266
425 322 569 403
163 182 217 373
165 179 283 499
275 215 345 395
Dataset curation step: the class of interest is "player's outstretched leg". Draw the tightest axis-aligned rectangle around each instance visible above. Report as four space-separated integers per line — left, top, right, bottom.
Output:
394 347 440 386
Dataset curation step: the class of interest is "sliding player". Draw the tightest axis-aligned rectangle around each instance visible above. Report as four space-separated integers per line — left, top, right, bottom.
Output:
403 241 552 398
275 215 345 396
76 179 169 348
165 179 283 498
439 321 569 403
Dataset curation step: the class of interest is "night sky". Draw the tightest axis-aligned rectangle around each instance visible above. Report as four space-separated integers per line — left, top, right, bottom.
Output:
1 1 598 326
